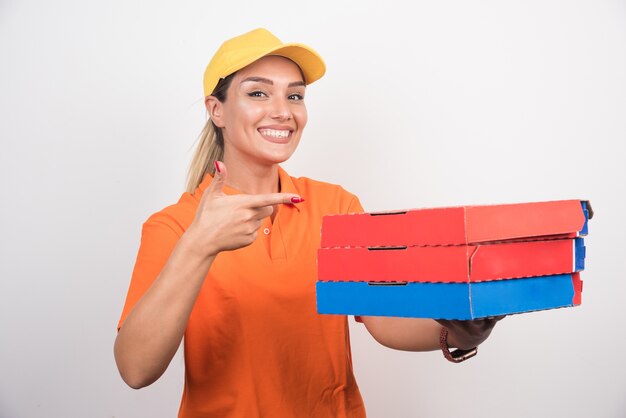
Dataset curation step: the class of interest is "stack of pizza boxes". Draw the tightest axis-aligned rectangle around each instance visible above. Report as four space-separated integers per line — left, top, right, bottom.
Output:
316 200 592 319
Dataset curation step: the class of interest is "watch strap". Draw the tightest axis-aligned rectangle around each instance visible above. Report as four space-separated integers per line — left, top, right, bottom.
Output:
439 326 478 363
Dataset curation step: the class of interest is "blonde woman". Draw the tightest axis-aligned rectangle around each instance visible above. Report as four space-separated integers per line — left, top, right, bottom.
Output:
114 28 502 418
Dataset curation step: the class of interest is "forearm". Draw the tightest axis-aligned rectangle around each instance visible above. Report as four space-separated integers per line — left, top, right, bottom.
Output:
361 316 442 351
362 315 503 352
114 233 215 389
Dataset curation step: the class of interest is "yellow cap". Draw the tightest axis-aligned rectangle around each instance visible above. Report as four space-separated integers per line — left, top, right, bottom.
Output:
203 28 326 97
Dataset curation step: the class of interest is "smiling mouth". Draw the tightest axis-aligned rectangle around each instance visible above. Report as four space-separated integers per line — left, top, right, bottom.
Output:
258 128 292 143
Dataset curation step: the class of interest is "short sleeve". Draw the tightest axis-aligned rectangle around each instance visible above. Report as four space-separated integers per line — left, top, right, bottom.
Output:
117 214 182 330
346 194 364 215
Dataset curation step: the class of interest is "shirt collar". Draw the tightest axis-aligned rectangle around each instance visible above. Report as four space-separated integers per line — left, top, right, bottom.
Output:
194 165 301 212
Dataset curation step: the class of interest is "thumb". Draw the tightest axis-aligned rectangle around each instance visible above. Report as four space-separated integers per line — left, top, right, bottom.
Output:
205 160 227 196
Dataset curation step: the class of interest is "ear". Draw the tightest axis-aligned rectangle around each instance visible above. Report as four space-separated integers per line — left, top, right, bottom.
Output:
205 96 225 128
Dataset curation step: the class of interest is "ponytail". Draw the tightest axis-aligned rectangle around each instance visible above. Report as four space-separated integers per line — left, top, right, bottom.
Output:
185 74 234 193
185 120 224 193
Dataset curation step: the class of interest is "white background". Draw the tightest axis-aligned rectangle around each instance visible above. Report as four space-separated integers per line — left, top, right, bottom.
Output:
1 1 625 417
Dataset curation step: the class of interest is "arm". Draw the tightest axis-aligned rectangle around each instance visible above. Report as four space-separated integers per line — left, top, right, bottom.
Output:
361 316 504 352
114 162 303 388
361 316 442 351
114 233 216 389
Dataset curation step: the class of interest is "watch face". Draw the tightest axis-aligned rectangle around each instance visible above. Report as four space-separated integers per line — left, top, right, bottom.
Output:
450 347 478 362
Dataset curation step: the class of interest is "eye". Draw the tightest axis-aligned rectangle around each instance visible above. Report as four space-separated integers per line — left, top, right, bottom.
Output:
288 93 304 101
247 90 268 98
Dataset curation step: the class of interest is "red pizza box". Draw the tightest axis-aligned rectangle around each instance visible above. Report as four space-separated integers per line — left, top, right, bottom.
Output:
317 237 585 283
321 200 591 248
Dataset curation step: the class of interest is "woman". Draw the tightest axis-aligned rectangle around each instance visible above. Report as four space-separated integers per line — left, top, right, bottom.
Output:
114 28 501 418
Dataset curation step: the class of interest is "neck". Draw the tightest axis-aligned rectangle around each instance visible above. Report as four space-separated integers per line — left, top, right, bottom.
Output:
222 154 280 195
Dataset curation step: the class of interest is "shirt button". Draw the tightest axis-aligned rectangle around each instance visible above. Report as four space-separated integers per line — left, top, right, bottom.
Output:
263 227 271 235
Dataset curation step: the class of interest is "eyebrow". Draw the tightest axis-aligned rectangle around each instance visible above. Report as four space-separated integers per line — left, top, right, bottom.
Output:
240 77 306 88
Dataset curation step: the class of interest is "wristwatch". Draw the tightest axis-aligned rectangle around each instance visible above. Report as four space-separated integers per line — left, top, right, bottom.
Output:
439 326 478 363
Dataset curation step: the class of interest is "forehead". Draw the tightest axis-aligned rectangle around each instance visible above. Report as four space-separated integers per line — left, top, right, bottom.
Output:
234 55 305 83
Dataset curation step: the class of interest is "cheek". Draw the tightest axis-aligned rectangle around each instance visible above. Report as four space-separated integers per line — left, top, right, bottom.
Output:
295 107 308 129
232 101 265 127
222 102 262 132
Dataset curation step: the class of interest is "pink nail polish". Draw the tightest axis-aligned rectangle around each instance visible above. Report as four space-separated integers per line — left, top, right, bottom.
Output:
291 197 305 203
214 161 221 173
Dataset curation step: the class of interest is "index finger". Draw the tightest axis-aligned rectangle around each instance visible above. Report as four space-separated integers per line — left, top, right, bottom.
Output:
242 193 304 208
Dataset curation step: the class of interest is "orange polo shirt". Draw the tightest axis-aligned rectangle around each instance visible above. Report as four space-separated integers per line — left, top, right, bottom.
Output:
118 167 366 418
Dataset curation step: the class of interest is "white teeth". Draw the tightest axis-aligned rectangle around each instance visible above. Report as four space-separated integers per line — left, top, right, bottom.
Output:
259 129 290 138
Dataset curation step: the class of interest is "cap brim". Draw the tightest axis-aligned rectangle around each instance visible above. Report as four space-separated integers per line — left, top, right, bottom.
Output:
217 43 325 87
266 43 326 85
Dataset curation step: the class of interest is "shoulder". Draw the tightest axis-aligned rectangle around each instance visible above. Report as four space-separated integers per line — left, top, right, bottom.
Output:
289 175 363 214
142 191 200 236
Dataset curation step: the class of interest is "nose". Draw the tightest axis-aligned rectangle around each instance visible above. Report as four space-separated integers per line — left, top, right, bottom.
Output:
270 97 292 121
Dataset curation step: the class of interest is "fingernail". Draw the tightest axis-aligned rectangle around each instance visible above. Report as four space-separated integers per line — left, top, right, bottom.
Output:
291 197 305 204
214 161 221 173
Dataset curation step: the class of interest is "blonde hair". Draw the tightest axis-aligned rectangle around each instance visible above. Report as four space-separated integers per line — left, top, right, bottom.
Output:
185 74 234 193
185 119 224 193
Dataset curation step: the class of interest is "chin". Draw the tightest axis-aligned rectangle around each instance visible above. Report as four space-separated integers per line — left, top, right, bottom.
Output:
264 154 294 165
260 146 299 165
